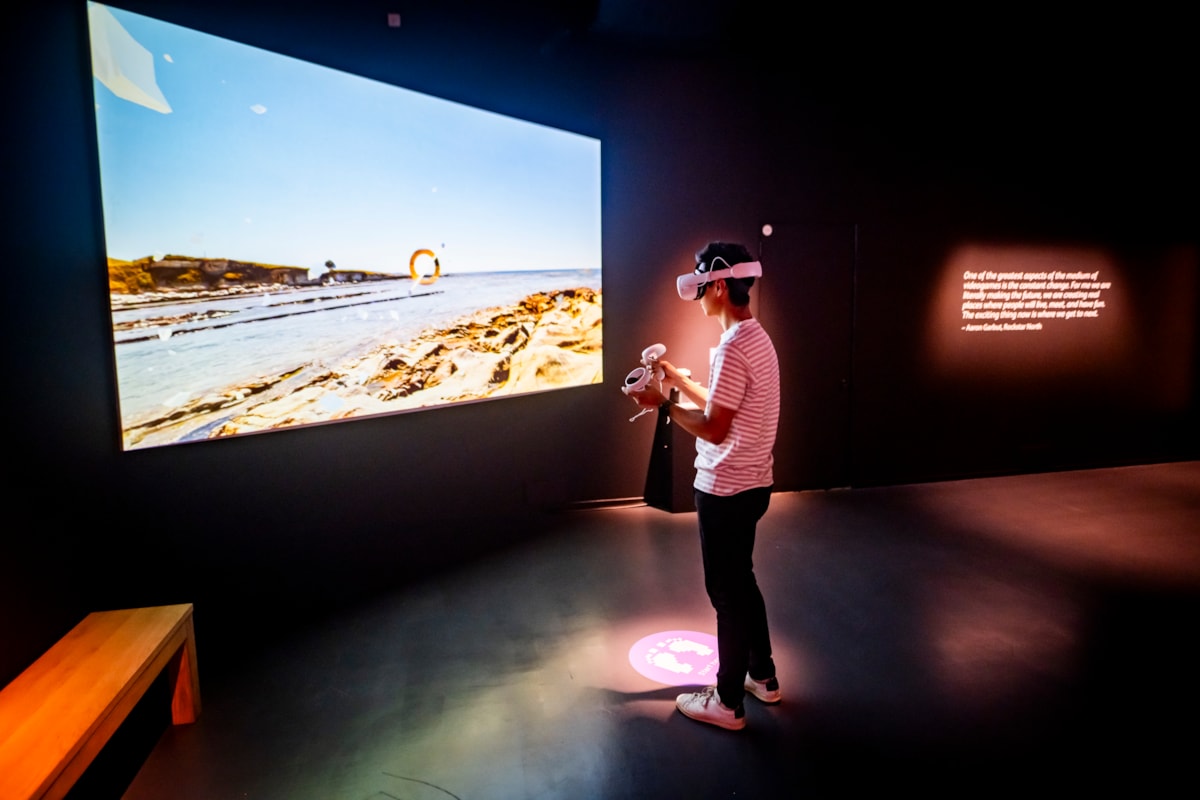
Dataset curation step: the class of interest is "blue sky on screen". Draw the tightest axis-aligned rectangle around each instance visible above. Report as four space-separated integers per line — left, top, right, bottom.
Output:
88 2 601 275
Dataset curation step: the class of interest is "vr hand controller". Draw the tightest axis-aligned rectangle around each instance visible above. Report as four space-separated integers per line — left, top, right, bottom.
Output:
623 343 667 421
622 343 666 395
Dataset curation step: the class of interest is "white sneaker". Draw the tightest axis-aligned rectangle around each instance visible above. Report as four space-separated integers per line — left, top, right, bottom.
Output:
743 673 782 704
675 686 746 730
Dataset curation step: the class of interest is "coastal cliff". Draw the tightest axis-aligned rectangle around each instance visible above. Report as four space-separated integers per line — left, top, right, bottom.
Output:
109 255 315 293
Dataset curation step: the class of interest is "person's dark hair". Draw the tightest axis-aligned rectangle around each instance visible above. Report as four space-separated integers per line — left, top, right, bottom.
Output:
695 241 755 306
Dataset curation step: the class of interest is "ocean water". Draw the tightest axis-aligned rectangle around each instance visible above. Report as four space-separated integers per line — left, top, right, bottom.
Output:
110 269 601 423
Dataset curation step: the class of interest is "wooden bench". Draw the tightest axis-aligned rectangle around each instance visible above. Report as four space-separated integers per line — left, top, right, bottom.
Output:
0 603 201 800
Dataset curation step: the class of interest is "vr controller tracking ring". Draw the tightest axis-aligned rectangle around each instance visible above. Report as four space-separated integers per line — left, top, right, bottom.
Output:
624 366 649 392
621 343 666 396
623 343 668 420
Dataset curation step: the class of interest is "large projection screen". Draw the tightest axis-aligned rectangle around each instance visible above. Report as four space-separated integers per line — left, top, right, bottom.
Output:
87 2 602 451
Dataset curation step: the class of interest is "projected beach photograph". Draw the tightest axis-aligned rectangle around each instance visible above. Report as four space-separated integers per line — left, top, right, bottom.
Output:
88 2 602 451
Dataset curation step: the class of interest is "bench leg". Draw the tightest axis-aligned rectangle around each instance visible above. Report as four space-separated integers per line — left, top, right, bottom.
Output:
168 615 202 725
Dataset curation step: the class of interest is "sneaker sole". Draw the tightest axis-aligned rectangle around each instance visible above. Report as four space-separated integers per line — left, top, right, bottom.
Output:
746 690 781 704
677 705 747 730
744 679 782 704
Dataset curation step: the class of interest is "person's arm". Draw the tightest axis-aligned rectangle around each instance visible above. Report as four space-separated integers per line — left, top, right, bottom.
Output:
663 343 748 445
627 373 735 445
663 397 735 445
658 359 707 407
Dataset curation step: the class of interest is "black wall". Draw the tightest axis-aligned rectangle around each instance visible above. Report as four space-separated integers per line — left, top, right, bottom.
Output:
3 1 1195 684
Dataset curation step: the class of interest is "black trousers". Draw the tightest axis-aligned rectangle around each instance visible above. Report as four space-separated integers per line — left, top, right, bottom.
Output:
694 485 775 708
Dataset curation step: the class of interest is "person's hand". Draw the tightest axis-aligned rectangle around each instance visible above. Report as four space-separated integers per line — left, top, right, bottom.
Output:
657 359 688 391
626 384 666 409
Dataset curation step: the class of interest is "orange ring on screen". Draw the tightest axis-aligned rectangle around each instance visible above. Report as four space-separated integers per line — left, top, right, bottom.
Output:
409 249 441 285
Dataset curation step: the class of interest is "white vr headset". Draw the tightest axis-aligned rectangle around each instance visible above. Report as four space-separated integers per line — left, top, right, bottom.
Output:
676 257 762 301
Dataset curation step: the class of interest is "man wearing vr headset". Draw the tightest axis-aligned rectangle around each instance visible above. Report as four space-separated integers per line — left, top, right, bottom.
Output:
628 241 781 730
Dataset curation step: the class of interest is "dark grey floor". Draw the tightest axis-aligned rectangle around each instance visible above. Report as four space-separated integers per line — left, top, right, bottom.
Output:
117 461 1200 799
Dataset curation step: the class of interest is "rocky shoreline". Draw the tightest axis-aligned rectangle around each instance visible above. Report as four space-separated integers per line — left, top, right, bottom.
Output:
122 287 602 449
